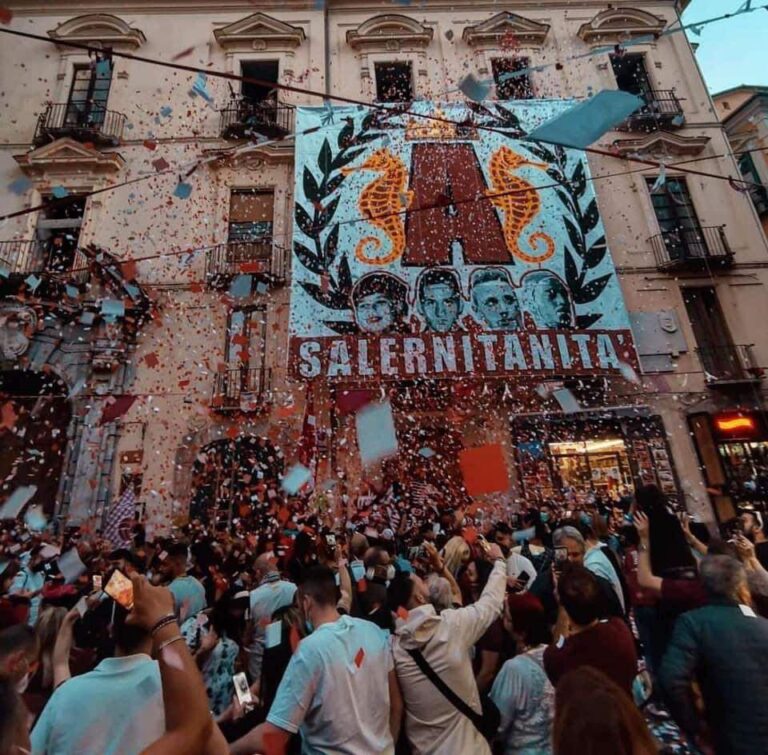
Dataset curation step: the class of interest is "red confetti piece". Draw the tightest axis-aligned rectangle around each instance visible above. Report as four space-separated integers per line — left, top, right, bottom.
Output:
0 7 12 25
397 606 409 621
143 139 158 151
151 157 170 172
120 259 137 280
172 46 195 61
144 352 159 369
1 401 18 430
354 648 365 668
356 579 367 593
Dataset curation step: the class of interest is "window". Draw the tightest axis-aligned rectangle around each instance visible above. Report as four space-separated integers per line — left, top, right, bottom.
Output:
647 177 704 260
36 195 86 273
610 53 652 98
738 152 768 218
240 60 279 104
225 305 267 369
66 60 113 128
374 62 413 103
228 190 274 242
492 57 534 100
683 287 741 379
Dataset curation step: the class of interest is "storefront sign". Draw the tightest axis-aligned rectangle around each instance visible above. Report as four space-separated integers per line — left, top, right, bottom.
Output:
289 101 638 381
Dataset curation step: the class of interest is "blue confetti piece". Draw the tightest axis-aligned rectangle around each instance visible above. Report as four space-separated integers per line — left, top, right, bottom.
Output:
688 24 703 37
123 282 141 300
160 106 173 118
526 90 644 149
8 176 33 195
174 182 192 199
25 274 41 292
418 447 436 458
65 284 79 298
51 186 69 199
229 274 252 298
459 73 491 102
101 299 125 317
0 264 9 279
0 485 37 519
356 401 398 466
80 311 95 325
281 463 312 495
191 73 214 103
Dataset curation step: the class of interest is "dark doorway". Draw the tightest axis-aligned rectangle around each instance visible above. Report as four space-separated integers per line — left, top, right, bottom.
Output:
374 62 413 102
241 60 279 103
0 370 71 518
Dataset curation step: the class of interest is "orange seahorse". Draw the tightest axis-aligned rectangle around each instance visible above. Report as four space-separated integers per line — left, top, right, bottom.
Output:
341 149 413 265
486 145 556 264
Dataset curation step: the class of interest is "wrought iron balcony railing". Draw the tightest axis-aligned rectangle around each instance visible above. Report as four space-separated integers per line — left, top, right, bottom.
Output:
211 366 272 412
0 239 89 281
617 89 684 130
697 344 763 387
219 98 294 140
33 103 126 147
650 226 733 271
205 240 285 288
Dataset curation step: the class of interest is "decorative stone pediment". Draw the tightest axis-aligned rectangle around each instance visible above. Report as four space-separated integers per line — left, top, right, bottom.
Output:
14 138 124 177
347 15 433 51
462 12 550 48
578 9 665 45
203 139 295 168
612 131 710 158
48 14 146 51
214 13 305 51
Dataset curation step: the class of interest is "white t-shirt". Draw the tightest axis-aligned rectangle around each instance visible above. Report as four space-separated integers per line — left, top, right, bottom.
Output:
31 654 165 755
268 614 395 754
248 577 298 680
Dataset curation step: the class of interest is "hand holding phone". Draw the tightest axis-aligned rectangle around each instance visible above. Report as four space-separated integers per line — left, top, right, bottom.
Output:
233 672 254 710
104 569 134 610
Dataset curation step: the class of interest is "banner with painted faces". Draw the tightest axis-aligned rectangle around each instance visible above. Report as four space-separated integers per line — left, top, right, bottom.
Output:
289 101 638 381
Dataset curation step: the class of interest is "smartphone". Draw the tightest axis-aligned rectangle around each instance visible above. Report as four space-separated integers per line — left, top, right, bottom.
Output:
554 546 569 570
92 575 103 593
517 570 531 584
325 534 336 548
233 672 253 708
103 569 134 610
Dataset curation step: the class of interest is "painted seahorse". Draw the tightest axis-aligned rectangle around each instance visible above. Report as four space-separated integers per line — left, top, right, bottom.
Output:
341 148 413 265
486 145 556 264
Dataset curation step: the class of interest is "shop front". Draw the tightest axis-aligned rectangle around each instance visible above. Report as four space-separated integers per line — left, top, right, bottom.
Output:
689 410 768 521
512 413 680 506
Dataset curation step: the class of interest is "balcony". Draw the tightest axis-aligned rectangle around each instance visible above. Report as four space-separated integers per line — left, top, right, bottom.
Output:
650 226 733 272
33 103 126 147
0 239 88 281
698 344 763 388
617 89 684 131
211 366 272 413
205 240 285 289
219 98 294 140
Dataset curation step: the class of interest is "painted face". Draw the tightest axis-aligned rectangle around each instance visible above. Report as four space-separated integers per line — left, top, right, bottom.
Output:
532 277 573 328
420 282 461 332
355 292 395 333
472 280 520 330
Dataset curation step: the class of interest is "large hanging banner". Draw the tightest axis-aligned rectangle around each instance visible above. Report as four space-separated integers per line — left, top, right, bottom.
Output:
288 101 638 381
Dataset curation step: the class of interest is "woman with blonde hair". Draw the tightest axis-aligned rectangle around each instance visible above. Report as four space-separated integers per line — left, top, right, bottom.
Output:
441 535 471 576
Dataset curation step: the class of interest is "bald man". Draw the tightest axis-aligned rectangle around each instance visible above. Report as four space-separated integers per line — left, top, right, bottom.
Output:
247 554 298 683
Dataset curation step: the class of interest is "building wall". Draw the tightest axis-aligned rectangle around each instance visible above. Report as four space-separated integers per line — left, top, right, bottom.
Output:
1 1 767 533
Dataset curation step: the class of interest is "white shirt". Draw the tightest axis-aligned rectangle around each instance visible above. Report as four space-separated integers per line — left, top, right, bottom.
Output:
268 614 394 754
248 575 297 680
31 654 165 755
391 560 507 755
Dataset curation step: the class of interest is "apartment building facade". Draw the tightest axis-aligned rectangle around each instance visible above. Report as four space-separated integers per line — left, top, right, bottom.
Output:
1 0 767 535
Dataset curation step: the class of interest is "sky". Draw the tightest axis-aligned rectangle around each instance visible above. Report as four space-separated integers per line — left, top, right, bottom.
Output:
683 0 768 93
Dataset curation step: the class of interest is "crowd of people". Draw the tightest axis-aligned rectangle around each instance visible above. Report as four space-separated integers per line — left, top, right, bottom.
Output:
1 483 768 754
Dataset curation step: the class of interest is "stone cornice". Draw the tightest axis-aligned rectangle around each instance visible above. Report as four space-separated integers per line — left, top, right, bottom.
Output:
611 131 710 158
577 8 666 45
14 138 125 176
48 13 146 50
346 14 433 51
213 12 305 51
462 11 550 48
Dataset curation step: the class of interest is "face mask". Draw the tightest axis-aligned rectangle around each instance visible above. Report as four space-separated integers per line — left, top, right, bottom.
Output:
580 513 593 526
304 620 314 634
541 513 550 523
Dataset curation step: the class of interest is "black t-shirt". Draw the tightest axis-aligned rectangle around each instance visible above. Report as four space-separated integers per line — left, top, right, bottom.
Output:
756 541 768 571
